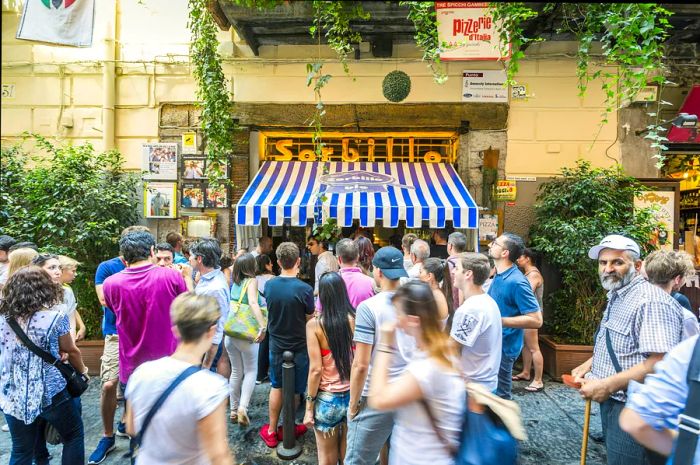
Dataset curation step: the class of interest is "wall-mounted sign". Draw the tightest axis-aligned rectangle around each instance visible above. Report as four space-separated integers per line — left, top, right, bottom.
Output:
634 190 676 250
462 70 508 103
479 214 499 242
260 132 459 164
435 2 510 61
182 132 197 154
2 84 15 99
144 182 177 218
142 143 178 180
494 180 516 201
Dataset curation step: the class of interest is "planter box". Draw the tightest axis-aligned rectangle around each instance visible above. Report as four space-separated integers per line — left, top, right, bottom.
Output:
539 334 593 381
77 339 104 376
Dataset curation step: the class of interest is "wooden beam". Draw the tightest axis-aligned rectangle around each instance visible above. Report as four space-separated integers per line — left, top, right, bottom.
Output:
207 0 230 31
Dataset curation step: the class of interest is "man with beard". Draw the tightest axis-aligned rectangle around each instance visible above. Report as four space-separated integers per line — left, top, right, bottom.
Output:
572 234 684 465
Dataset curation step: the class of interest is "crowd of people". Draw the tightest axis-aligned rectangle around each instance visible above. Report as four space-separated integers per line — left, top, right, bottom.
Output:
0 227 698 464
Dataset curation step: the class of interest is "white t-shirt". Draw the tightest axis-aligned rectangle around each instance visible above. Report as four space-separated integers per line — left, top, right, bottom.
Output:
353 291 415 397
391 354 466 465
0 262 8 285
125 357 228 465
63 286 77 339
682 309 700 340
450 293 502 391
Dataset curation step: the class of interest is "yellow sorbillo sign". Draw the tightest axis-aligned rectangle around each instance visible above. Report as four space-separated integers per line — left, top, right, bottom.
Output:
495 180 516 201
259 132 459 164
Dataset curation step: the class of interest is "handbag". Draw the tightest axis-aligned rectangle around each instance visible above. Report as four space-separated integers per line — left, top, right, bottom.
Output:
131 365 200 464
7 318 89 398
421 382 524 465
44 421 62 445
223 279 267 341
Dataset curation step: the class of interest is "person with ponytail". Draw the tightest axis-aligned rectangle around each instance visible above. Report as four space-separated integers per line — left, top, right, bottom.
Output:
368 281 466 465
420 258 454 331
304 272 355 465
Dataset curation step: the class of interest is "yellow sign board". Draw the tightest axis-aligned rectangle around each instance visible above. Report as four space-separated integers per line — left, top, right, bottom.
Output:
182 132 197 154
495 180 516 201
259 132 459 164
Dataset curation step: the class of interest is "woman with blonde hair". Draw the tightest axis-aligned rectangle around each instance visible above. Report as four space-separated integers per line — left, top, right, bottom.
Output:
124 293 233 465
369 281 466 465
58 255 86 341
7 247 39 279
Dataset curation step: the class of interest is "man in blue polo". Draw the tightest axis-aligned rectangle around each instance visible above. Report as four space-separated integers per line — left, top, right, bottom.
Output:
487 232 542 399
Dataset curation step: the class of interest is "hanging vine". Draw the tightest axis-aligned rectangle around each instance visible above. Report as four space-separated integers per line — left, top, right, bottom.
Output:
311 1 369 74
401 1 447 84
488 3 673 165
188 0 236 184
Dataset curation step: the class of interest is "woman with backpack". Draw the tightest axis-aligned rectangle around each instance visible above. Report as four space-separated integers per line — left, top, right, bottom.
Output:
225 253 266 426
368 280 466 465
124 293 233 464
304 272 356 465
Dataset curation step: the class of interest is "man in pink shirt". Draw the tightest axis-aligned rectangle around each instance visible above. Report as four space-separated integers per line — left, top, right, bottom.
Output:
103 231 189 387
336 238 375 308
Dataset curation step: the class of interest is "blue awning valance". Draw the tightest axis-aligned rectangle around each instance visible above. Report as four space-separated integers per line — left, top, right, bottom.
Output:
235 161 478 229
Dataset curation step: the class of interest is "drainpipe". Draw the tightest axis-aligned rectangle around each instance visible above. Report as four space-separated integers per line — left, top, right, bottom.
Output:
102 0 117 151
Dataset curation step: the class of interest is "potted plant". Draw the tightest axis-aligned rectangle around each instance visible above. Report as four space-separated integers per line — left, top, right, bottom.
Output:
529 160 661 379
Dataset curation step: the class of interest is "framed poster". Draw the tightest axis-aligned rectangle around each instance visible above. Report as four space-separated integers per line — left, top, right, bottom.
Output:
635 179 681 250
142 143 178 180
435 2 510 61
181 182 205 208
205 183 229 208
182 157 206 180
182 132 197 154
205 160 229 180
144 182 177 218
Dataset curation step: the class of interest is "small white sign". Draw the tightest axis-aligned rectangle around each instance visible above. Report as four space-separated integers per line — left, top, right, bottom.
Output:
462 70 508 103
507 176 537 182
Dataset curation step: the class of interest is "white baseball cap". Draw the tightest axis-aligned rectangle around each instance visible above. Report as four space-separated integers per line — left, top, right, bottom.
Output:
588 234 641 260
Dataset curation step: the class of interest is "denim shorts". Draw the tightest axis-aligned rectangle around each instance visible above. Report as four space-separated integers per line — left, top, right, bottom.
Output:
269 350 309 394
313 390 350 433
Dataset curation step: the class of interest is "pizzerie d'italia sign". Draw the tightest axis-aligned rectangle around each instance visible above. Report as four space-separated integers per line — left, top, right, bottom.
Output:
259 132 459 164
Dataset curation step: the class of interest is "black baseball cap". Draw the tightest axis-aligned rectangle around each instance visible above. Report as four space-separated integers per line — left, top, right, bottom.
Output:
372 246 408 280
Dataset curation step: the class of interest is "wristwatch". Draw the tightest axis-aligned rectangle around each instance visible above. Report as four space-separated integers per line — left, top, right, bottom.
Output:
305 394 317 402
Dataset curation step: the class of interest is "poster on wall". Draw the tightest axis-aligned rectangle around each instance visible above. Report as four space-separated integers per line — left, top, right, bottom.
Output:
205 184 229 208
494 180 517 201
182 157 206 180
462 70 508 103
142 143 178 180
181 132 197 154
205 161 229 180
181 182 205 208
435 2 509 61
634 190 676 250
144 182 177 218
478 214 499 242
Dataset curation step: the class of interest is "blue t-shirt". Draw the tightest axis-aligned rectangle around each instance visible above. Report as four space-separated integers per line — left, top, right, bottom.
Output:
487 264 541 358
95 256 126 336
174 252 189 265
672 291 693 312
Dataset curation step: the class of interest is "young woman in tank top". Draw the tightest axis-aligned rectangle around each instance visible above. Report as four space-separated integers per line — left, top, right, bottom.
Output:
419 257 455 332
514 247 545 392
304 272 356 465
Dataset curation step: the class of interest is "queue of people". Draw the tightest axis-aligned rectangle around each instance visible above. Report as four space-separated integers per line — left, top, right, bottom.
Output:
1 227 699 464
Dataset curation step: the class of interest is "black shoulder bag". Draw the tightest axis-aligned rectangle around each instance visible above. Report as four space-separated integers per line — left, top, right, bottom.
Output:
8 318 88 398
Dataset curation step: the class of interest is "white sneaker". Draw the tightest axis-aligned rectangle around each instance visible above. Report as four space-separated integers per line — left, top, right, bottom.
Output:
1 424 9 432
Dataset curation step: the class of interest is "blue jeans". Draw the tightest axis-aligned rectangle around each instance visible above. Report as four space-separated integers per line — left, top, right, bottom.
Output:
269 350 309 394
4 389 85 465
344 397 394 465
600 398 661 465
496 352 517 400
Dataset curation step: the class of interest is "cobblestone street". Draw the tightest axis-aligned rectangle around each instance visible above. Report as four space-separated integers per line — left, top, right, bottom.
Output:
0 376 606 465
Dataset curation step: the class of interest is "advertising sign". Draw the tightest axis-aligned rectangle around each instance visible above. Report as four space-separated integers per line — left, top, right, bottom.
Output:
634 190 676 250
435 2 509 61
142 143 178 180
462 70 508 103
182 132 197 154
494 180 517 201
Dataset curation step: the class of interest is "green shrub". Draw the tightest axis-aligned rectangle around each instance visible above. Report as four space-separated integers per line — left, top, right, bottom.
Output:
529 160 661 345
1 135 139 338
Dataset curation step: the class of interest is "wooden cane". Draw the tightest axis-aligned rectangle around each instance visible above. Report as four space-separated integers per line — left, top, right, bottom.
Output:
562 375 591 465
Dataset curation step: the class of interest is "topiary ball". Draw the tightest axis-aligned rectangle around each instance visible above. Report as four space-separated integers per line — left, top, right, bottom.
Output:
382 70 411 103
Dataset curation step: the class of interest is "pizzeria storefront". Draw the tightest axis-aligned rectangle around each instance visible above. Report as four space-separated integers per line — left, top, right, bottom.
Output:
234 131 481 259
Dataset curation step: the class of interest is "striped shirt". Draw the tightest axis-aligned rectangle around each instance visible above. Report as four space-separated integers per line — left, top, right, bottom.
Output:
588 275 684 402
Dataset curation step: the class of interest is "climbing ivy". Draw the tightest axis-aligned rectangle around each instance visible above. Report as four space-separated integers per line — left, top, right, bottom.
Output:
311 1 369 74
401 1 447 84
188 0 236 184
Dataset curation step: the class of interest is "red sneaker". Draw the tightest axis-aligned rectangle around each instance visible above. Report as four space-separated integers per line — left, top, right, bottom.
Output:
276 424 308 441
259 424 279 448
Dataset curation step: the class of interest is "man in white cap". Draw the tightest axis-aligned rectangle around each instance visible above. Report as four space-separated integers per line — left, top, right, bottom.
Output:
572 234 684 465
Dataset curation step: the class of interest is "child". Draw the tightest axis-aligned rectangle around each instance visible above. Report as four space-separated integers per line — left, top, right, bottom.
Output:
59 255 86 341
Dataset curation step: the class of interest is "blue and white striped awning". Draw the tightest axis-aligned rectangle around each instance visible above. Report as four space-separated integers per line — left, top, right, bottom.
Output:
235 161 478 229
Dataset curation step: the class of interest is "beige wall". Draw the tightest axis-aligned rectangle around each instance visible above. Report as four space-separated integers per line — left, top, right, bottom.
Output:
2 1 619 178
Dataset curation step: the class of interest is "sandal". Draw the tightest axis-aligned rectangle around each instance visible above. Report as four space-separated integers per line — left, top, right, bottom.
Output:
512 374 530 381
524 383 544 392
237 408 250 428
229 412 238 424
